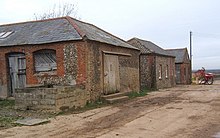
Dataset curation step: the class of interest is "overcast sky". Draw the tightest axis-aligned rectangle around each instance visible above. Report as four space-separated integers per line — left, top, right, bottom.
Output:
1 0 220 70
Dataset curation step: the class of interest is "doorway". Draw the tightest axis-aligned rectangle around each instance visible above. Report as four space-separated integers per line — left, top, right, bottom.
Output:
176 64 181 84
8 53 26 96
103 54 120 94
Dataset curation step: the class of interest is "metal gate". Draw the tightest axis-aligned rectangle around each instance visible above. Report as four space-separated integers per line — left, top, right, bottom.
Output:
103 54 120 94
8 53 26 96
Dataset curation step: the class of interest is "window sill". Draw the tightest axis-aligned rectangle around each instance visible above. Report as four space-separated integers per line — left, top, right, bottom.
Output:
34 71 57 76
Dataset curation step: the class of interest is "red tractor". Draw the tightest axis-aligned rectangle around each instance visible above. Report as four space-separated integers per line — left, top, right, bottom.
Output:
196 67 214 85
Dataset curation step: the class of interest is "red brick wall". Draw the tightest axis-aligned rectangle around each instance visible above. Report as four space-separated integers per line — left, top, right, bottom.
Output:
0 41 89 98
180 63 191 84
76 42 87 85
3 43 65 84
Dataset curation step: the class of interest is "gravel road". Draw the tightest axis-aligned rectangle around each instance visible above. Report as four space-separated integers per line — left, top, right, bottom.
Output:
1 81 220 138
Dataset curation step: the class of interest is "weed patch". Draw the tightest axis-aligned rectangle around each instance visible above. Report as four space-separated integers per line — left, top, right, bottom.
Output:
0 116 22 129
83 99 108 111
128 88 156 98
0 99 15 109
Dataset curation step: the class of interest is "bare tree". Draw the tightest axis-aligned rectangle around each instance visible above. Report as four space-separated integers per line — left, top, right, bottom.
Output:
34 3 79 20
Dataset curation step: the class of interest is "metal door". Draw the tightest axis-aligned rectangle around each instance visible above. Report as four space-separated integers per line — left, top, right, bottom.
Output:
104 54 120 94
8 53 26 96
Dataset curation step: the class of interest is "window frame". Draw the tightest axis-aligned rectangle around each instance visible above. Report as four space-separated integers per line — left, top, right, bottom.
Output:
165 65 169 79
33 49 57 73
159 64 162 80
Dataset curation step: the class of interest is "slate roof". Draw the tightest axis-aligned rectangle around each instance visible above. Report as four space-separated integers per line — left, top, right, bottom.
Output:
0 16 137 50
72 18 137 50
127 38 174 57
166 48 189 63
0 18 81 46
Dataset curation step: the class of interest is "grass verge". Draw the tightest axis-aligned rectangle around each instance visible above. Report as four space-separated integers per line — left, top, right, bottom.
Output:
0 99 23 129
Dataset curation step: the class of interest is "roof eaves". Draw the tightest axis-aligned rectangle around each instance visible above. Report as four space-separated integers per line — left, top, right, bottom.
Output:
155 53 175 58
141 51 175 57
86 39 140 51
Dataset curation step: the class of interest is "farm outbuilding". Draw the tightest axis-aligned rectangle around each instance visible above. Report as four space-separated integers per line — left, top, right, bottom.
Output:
0 17 140 111
166 48 191 84
128 38 176 90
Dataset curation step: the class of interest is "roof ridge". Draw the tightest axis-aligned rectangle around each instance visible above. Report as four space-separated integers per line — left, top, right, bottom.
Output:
65 16 86 38
133 37 152 43
136 37 165 51
166 47 187 51
0 16 68 27
129 37 175 57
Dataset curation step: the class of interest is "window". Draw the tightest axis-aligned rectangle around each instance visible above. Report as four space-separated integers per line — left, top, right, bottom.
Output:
0 31 14 39
159 64 162 79
165 65 169 78
34 49 57 72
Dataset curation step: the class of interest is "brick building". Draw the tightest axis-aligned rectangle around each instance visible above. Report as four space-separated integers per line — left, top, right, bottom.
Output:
166 48 191 84
128 38 175 90
0 17 140 111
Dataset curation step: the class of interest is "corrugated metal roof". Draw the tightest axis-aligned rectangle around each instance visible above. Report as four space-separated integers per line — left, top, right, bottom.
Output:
166 48 189 63
0 16 138 50
127 38 174 57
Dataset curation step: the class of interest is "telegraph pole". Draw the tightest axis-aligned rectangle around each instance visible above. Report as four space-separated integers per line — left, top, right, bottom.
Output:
190 31 192 83
190 31 192 60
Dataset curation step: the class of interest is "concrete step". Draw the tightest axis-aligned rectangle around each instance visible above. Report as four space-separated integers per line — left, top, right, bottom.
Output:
101 92 130 99
105 96 129 104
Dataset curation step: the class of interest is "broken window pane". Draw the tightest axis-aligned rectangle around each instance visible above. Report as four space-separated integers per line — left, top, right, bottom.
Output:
34 50 57 72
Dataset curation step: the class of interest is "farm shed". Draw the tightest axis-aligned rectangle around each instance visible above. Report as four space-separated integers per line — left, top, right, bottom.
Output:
128 38 175 90
0 17 140 111
166 48 191 84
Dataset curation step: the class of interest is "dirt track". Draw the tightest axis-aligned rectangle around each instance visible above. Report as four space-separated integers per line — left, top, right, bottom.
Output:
1 81 220 138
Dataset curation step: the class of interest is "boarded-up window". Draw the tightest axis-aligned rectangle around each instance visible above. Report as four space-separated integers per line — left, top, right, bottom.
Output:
34 49 57 72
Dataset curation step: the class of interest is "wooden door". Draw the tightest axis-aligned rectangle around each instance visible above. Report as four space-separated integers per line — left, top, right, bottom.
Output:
8 53 26 96
104 54 120 94
175 64 181 84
